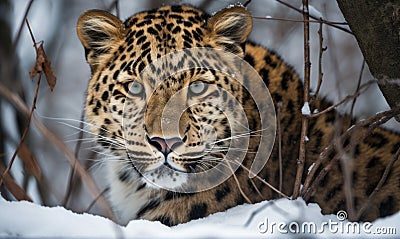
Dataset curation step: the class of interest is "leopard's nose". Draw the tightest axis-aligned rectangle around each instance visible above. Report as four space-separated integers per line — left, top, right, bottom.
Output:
146 136 183 156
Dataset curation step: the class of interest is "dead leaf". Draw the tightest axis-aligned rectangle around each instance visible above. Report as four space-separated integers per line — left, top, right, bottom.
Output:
29 43 57 91
29 42 45 79
40 44 57 91
17 143 42 180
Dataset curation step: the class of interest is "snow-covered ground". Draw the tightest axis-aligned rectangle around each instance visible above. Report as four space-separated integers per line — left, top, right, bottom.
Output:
1 196 399 238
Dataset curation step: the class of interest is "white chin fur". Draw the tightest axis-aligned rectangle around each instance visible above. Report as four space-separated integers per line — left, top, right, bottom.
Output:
106 159 147 225
142 169 188 190
106 158 188 225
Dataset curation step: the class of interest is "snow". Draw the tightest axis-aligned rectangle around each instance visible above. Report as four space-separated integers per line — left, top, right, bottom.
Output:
1 195 399 238
301 102 311 115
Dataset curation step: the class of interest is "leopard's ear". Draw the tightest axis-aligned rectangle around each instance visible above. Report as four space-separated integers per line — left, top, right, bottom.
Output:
77 10 125 72
207 6 252 56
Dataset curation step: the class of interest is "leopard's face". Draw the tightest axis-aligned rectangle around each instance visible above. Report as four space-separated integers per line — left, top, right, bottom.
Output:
77 5 254 191
120 53 249 190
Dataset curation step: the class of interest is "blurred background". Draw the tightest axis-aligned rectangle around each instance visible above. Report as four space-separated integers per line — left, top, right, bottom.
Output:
1 0 399 218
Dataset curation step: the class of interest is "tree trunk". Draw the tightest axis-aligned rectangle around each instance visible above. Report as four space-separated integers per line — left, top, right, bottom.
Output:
336 1 400 119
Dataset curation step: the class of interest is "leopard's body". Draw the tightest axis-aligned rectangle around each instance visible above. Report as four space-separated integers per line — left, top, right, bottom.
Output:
76 5 400 226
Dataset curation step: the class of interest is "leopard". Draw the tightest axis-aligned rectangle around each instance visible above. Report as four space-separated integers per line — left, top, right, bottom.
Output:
76 4 400 226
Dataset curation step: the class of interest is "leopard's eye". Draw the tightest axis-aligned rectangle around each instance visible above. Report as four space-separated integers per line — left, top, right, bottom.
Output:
189 81 207 96
129 81 144 96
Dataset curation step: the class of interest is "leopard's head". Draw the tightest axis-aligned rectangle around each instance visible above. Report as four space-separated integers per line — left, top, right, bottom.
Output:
76 5 268 192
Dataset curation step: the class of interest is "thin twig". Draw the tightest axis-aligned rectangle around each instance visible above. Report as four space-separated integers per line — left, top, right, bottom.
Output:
277 102 283 192
85 187 109 212
308 80 376 119
335 123 356 220
302 108 399 199
0 84 117 222
34 116 117 221
274 0 353 34
0 76 40 188
0 20 41 188
63 109 86 207
293 0 310 199
350 60 365 123
249 177 263 199
115 0 120 19
356 147 400 220
11 0 34 52
243 0 252 7
227 162 252 204
302 107 400 201
252 16 348 25
314 21 326 99
231 159 289 199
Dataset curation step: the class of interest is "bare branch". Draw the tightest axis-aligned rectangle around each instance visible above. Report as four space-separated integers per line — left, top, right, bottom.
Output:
293 0 311 199
302 107 400 201
349 60 366 123
313 21 326 99
308 80 375 119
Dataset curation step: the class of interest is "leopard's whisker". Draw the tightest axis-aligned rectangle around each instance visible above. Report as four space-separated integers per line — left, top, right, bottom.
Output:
210 127 273 145
53 119 126 142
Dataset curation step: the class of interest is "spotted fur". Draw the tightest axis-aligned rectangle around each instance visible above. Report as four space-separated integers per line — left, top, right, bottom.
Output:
77 5 400 226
